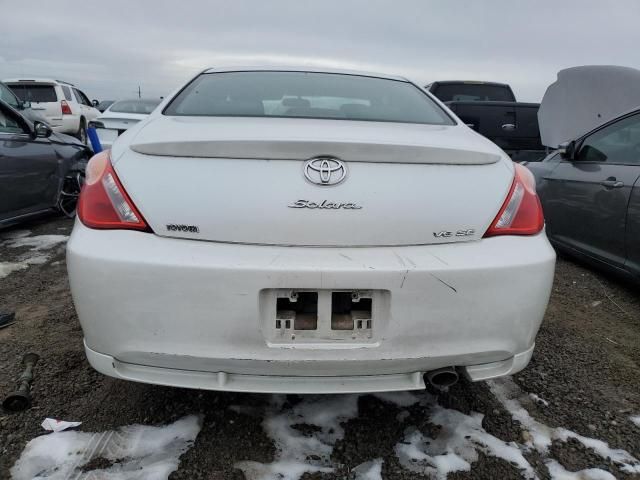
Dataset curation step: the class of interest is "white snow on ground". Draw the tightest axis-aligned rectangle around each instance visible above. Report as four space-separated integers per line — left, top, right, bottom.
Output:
395 406 536 480
11 415 201 480
353 458 384 480
5 234 69 251
0 233 69 278
236 395 360 480
234 380 640 480
545 459 617 480
0 262 29 279
489 377 640 475
631 415 640 428
235 392 424 480
0 255 52 279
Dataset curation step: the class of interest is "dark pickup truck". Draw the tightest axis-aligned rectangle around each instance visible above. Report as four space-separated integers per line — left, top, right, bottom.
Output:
426 81 546 162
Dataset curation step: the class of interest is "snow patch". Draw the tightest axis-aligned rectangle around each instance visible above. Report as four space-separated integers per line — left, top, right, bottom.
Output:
236 395 360 480
11 415 201 480
489 377 640 474
545 459 617 480
489 377 553 451
630 415 640 428
230 380 636 479
0 255 51 278
5 234 69 251
395 406 536 479
353 458 383 480
0 262 29 279
0 234 69 278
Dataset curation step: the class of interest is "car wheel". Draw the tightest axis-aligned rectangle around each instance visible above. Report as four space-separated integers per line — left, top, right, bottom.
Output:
76 119 87 144
58 170 85 218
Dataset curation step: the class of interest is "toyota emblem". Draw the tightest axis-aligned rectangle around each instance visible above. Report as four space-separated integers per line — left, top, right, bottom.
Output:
303 157 347 186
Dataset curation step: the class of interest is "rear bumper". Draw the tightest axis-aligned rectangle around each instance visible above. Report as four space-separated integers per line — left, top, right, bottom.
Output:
84 341 535 393
67 221 555 393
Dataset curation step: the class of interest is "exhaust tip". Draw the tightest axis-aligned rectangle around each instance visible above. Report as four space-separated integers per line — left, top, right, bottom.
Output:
425 367 459 389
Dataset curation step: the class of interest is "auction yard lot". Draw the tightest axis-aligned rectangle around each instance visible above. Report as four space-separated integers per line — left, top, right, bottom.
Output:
0 216 639 479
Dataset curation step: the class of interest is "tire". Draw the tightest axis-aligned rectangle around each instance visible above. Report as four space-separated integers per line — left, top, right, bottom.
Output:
76 118 87 145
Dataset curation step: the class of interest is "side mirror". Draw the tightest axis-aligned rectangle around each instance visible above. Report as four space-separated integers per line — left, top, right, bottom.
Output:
33 121 53 139
92 99 99 107
558 140 576 160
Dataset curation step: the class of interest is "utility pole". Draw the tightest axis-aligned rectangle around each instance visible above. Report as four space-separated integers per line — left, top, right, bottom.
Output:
137 85 141 99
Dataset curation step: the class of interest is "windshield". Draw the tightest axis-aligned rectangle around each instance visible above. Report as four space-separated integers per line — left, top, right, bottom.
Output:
109 99 160 114
164 71 455 125
0 83 20 109
433 84 515 102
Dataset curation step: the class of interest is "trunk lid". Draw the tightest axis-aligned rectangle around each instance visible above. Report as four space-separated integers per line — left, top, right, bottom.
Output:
114 117 512 246
98 117 143 131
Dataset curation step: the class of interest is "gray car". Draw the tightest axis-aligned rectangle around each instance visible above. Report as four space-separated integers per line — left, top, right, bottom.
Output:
527 108 640 281
0 99 91 227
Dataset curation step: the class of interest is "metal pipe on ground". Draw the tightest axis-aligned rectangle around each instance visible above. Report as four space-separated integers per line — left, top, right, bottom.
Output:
2 353 40 412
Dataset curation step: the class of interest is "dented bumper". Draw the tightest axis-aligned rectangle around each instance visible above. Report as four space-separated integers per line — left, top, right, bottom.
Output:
67 221 555 393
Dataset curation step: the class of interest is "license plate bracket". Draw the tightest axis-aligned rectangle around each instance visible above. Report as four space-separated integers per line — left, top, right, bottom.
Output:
262 289 388 345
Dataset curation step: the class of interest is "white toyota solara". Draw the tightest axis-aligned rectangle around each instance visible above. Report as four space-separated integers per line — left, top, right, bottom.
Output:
67 67 555 394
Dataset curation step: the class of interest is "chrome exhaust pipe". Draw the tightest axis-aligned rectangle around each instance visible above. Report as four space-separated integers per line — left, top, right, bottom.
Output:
425 367 459 389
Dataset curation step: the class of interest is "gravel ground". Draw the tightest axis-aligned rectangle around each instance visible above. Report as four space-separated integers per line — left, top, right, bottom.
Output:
0 216 639 479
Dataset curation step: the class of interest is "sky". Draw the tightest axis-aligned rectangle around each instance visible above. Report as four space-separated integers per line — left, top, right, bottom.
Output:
2 0 639 102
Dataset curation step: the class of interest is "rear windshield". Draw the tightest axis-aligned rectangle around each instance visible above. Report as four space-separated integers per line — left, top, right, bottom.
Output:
432 84 515 102
8 84 57 103
164 71 455 125
109 99 160 114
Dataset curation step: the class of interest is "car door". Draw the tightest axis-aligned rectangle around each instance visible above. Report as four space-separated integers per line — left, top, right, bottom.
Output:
0 102 60 222
542 112 640 269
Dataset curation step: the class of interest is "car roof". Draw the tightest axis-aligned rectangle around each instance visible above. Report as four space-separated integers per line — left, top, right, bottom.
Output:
200 66 410 82
3 78 74 86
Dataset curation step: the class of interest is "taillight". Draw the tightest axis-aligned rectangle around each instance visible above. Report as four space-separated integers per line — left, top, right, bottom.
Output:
77 151 150 231
484 163 544 237
61 100 72 115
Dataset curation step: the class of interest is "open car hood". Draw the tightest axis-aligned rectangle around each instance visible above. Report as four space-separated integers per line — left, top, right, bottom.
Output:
538 65 640 147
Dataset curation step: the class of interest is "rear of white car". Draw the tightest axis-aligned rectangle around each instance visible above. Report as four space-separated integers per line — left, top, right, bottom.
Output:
67 69 555 393
3 79 99 140
94 99 161 149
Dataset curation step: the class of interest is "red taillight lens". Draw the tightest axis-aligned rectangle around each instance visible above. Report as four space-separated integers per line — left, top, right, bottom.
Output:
484 163 544 237
78 151 150 231
61 100 72 115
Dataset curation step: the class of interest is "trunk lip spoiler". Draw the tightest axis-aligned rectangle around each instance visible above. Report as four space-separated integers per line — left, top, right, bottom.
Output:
129 140 501 165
